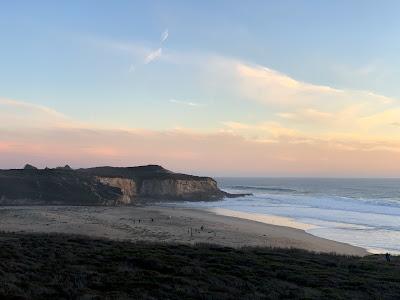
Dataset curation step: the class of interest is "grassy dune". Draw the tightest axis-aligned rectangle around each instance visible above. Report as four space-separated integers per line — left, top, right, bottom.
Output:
0 233 399 299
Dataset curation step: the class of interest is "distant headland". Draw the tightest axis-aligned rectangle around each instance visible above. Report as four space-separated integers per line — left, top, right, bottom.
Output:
0 164 250 205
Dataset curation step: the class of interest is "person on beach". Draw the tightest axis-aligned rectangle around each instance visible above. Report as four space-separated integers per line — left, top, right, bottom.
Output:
385 253 391 262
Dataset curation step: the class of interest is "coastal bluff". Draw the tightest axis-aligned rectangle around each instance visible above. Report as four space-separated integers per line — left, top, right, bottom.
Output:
0 165 244 205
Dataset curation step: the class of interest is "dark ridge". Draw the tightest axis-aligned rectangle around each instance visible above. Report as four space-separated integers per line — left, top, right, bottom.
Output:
78 165 210 181
0 168 122 205
23 164 37 170
55 164 73 170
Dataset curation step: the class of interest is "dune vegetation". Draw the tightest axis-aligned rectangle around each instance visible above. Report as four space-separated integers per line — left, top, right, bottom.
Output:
0 232 399 299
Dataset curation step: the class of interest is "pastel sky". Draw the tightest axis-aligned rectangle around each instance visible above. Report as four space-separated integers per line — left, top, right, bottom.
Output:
1 1 400 176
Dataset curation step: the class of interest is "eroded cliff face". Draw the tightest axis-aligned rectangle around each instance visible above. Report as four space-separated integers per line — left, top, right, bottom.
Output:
139 178 223 200
97 176 223 202
96 177 137 204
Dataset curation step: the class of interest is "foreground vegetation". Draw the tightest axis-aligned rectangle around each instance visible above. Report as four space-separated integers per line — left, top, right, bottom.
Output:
0 233 399 299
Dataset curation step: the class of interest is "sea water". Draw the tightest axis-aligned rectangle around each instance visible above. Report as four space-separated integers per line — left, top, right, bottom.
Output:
178 178 400 254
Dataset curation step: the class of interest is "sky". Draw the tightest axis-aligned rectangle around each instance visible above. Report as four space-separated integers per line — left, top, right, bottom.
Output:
1 1 400 176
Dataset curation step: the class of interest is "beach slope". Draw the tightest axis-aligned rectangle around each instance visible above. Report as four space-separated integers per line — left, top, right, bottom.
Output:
0 205 366 256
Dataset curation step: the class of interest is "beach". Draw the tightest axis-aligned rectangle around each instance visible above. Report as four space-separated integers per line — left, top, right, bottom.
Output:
0 205 367 256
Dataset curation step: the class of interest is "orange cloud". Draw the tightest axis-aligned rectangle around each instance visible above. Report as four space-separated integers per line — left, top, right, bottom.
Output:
1 121 400 176
1 97 400 176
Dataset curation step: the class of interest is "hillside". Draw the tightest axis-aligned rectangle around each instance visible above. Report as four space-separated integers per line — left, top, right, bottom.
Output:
0 232 398 299
0 165 242 205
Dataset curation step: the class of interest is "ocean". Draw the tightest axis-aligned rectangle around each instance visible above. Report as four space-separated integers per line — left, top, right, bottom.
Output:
177 177 400 254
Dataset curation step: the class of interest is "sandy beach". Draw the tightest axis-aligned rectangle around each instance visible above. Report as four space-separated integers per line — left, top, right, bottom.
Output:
0 205 367 256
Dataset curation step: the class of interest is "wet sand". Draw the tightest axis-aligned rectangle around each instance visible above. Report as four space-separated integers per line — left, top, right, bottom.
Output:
0 205 367 256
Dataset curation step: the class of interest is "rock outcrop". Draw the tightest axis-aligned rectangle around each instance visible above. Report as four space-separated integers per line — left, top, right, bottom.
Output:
96 177 137 204
139 178 221 200
23 164 37 170
81 165 229 202
0 165 246 206
55 165 73 170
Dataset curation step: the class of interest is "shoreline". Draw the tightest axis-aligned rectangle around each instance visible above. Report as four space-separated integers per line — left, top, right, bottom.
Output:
205 207 378 252
0 205 367 256
205 207 400 255
178 206 371 256
207 207 317 230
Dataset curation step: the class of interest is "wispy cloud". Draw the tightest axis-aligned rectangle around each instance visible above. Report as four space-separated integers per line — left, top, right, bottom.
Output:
144 48 162 64
144 28 169 64
161 29 169 43
86 31 169 69
142 29 169 65
84 35 150 57
169 99 202 107
0 98 71 129
276 108 334 124
330 60 391 87
0 98 67 119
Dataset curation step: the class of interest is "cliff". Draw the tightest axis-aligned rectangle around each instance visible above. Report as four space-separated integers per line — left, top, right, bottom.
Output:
96 177 137 204
79 165 230 203
0 165 243 205
140 178 220 200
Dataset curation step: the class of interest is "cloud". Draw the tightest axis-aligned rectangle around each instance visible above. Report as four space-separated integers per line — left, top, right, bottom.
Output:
221 121 251 130
201 59 400 140
221 119 400 154
222 120 301 140
5 36 400 175
357 108 400 134
144 48 162 64
332 62 379 78
84 36 167 69
84 35 150 57
233 63 338 107
161 29 169 43
232 62 395 109
0 98 71 128
277 108 334 123
2 98 400 176
199 58 398 137
169 99 202 107
0 98 66 119
330 61 391 87
141 29 169 66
